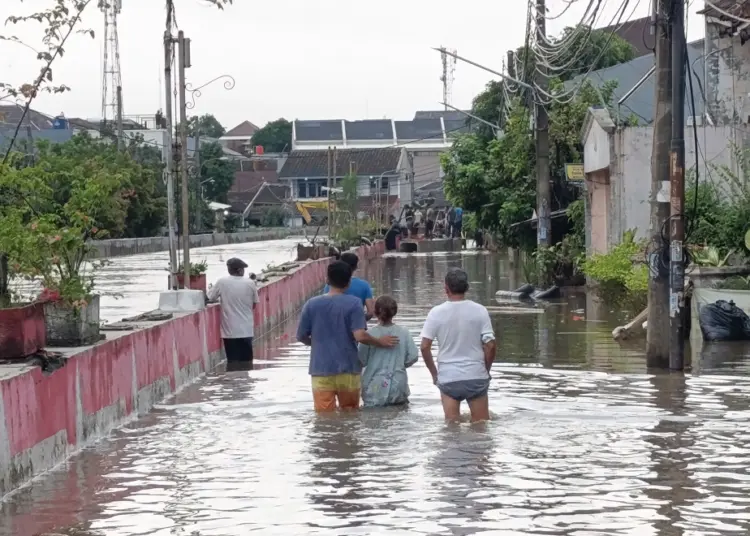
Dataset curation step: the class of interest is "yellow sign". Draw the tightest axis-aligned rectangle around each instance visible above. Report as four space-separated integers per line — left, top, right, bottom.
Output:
565 163 584 182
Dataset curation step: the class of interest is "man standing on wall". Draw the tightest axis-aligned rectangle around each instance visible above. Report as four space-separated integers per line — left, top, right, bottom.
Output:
207 257 260 365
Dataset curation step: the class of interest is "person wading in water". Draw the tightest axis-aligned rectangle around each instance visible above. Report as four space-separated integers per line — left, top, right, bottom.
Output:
420 268 496 422
297 261 398 412
322 251 375 320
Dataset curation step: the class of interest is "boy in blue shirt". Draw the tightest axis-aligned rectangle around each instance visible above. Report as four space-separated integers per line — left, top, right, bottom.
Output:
322 251 375 320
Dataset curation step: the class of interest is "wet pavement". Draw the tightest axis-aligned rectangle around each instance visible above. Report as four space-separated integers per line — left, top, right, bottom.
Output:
5 251 750 535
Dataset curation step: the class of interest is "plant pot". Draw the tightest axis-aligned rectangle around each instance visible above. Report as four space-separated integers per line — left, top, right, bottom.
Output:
0 302 46 358
175 273 207 293
43 294 101 347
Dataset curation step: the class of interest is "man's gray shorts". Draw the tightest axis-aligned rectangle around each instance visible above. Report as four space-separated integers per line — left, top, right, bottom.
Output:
438 379 490 402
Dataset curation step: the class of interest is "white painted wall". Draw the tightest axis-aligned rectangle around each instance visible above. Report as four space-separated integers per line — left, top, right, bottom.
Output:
606 125 736 247
583 120 611 173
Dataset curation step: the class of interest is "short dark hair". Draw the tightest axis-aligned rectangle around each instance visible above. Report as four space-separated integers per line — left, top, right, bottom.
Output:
340 252 359 271
445 268 469 294
374 295 398 322
327 260 353 290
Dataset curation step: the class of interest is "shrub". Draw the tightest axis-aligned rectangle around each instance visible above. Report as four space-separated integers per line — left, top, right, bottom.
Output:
582 230 648 307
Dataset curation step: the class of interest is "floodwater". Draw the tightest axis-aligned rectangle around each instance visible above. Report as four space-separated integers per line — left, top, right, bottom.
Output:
13 237 301 325
5 251 750 535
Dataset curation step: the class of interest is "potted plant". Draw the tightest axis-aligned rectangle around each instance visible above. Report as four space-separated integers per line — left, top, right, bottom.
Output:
172 260 208 293
0 250 46 358
0 137 131 347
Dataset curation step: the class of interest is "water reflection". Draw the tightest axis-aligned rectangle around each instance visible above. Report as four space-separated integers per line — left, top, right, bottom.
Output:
7 251 750 535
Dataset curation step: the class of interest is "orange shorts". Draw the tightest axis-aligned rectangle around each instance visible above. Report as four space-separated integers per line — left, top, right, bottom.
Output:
311 374 361 411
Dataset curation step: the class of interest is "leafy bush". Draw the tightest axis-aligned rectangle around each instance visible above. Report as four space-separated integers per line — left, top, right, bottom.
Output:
582 230 648 307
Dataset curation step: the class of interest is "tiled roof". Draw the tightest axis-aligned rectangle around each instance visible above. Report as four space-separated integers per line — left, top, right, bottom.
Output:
295 120 343 141
394 119 443 141
414 110 468 121
599 16 653 57
279 148 401 178
0 128 74 147
224 120 260 137
0 105 54 130
344 120 393 140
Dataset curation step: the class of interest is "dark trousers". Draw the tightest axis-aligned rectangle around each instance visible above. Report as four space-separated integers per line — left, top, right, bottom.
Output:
223 337 254 362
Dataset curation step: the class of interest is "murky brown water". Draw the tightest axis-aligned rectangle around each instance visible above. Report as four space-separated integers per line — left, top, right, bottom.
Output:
5 251 750 535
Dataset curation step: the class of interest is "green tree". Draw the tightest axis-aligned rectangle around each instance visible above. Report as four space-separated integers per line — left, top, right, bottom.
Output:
186 113 226 138
199 141 235 202
251 119 292 153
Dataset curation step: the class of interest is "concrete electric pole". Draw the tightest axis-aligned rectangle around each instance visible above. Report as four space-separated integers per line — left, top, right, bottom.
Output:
535 0 552 275
669 0 687 370
646 0 673 368
178 30 192 288
116 85 124 151
164 30 178 290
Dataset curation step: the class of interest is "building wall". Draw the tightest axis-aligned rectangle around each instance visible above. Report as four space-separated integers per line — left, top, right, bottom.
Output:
705 22 750 125
605 125 736 248
587 171 610 255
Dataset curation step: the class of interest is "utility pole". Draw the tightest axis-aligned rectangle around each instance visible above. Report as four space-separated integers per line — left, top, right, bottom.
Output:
116 85 124 151
164 30 178 290
535 0 551 274
646 0 673 369
194 129 201 233
327 146 332 237
669 0 686 370
178 30 191 288
332 147 337 234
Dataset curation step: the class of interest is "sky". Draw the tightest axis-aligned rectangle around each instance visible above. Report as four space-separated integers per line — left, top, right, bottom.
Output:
0 0 707 132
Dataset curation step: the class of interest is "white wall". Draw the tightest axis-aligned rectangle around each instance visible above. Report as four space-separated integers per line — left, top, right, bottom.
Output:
609 125 737 245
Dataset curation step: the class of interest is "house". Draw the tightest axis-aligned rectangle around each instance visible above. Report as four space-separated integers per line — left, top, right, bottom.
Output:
226 153 287 213
240 182 292 226
279 146 404 222
220 120 260 155
290 114 467 209
599 15 655 58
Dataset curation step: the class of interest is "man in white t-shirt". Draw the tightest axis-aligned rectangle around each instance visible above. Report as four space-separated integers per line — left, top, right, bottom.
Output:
207 257 260 365
420 268 496 422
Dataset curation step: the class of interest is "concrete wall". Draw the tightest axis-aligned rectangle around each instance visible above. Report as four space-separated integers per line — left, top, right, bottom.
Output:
0 241 385 498
89 228 295 259
705 22 750 126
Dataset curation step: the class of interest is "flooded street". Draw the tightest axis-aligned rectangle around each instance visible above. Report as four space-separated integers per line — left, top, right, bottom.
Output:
5 251 750 535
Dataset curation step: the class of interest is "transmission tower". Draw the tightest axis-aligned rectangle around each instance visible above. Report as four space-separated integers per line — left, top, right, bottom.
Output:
101 0 123 125
440 47 456 110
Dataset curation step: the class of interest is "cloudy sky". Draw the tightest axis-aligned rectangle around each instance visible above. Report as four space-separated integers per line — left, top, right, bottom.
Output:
1 0 706 131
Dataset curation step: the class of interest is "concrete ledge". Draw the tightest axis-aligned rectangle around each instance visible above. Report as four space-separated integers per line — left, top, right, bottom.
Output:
88 227 297 259
158 290 206 312
0 240 384 498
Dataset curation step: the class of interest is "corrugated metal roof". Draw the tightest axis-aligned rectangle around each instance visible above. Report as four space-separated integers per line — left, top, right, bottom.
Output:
395 119 443 141
565 40 705 125
279 148 401 178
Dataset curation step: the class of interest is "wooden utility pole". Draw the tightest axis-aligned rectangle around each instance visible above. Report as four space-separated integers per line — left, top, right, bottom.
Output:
669 0 687 370
327 146 332 237
116 85 124 151
646 0 673 368
535 0 551 263
164 30 178 290
177 30 191 287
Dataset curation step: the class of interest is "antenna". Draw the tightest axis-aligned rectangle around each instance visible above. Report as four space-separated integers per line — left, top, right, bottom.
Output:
101 0 123 126
440 47 457 111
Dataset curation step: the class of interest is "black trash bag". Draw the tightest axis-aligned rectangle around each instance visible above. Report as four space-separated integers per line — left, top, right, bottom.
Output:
699 300 750 342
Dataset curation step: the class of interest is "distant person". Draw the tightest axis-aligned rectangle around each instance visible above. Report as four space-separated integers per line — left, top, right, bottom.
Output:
385 222 401 251
420 268 496 422
207 257 260 365
322 251 375 320
297 261 399 412
453 207 464 238
447 207 456 238
425 207 435 238
474 228 485 249
413 208 423 238
358 295 418 407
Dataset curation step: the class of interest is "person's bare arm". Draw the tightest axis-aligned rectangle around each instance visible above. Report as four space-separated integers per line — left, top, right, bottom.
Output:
354 329 398 348
420 337 438 384
483 339 496 372
364 298 375 321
